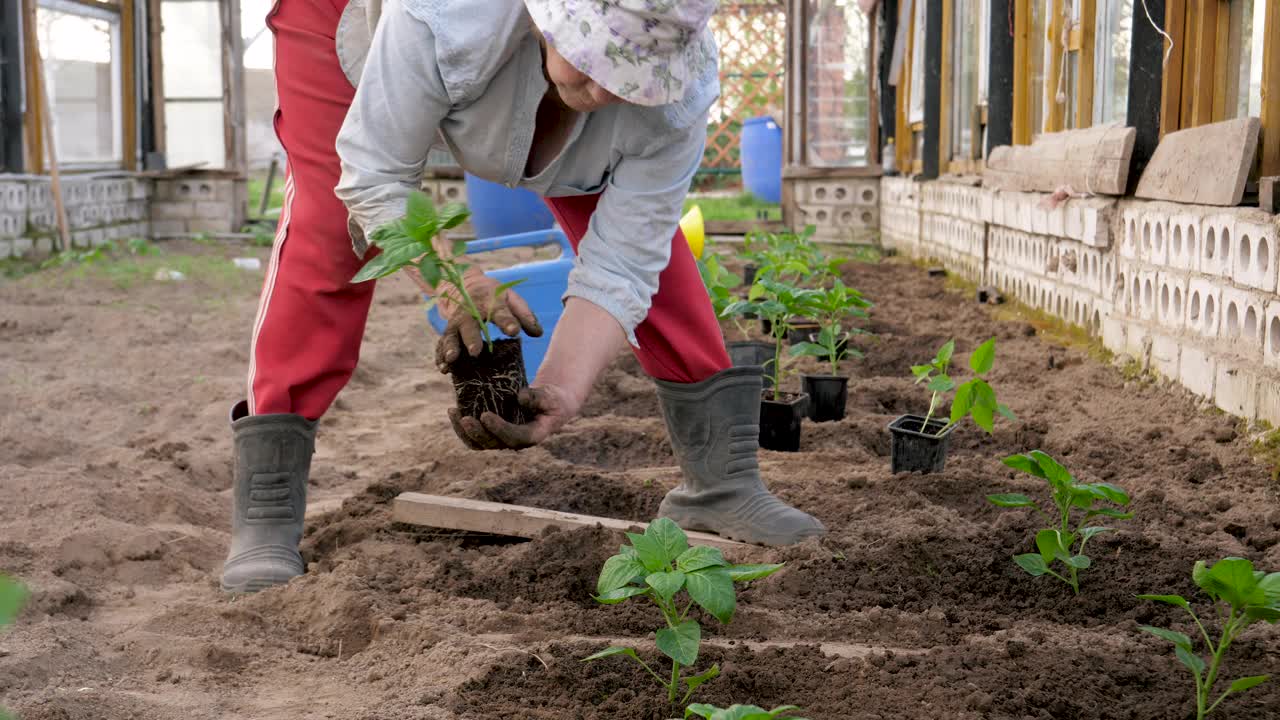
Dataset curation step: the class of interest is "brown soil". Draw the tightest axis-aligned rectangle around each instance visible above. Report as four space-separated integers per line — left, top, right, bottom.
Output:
450 337 528 423
2 243 1278 719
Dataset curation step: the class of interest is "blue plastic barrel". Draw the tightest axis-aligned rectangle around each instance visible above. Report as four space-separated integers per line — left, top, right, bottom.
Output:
463 174 556 240
425 228 574 383
741 116 783 203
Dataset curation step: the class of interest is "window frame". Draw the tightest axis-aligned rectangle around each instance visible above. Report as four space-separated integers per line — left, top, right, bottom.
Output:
22 0 137 173
942 0 989 174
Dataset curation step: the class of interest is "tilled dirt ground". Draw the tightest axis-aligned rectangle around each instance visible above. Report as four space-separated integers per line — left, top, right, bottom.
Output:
2 241 1278 720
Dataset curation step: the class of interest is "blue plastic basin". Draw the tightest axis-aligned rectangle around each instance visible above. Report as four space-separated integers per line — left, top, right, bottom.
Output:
741 116 783 204
463 174 556 239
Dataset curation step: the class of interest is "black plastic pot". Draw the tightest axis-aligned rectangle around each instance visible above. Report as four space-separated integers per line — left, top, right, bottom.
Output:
760 317 772 336
787 319 821 345
760 391 808 452
726 340 776 388
802 374 848 422
743 263 758 286
888 414 955 474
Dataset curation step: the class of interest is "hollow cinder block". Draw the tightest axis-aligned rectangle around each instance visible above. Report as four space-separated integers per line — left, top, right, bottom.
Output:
1186 277 1224 340
1264 303 1280 372
1228 219 1277 293
1166 214 1202 272
1120 208 1142 261
1257 378 1280 427
1179 344 1217 399
1155 271 1190 332
1199 214 1236 279
1219 286 1267 359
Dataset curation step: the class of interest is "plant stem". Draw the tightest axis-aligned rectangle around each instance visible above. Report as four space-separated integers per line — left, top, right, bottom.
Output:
772 323 784 402
1199 611 1237 719
441 265 493 349
921 391 939 430
626 652 668 687
669 660 681 703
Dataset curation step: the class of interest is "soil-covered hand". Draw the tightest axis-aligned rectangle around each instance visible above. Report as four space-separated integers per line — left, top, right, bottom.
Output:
434 270 543 373
447 385 579 450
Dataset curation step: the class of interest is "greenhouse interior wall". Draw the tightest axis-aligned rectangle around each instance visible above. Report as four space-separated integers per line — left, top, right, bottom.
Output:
876 174 1280 429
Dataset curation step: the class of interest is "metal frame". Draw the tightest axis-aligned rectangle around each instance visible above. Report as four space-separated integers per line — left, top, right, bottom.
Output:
1 0 25 171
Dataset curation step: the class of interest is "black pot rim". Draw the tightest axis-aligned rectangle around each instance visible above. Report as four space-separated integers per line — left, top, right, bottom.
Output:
802 373 849 383
727 339 775 349
761 391 808 408
888 414 954 439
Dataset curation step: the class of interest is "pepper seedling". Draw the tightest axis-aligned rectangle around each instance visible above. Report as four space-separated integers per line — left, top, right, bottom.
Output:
988 450 1131 594
788 278 873 376
697 253 749 339
584 518 784 705
1 573 29 720
911 338 1015 437
723 279 822 400
680 704 810 720
1138 557 1279 720
743 226 823 288
352 190 524 352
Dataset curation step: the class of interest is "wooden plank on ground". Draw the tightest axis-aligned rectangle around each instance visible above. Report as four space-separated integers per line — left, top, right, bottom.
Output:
984 124 1136 195
1135 117 1261 207
392 492 755 553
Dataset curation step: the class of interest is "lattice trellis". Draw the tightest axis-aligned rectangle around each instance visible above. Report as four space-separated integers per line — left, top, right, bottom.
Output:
703 1 788 174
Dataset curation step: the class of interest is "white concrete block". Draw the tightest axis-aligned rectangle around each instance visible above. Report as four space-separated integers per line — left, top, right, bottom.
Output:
1120 209 1142 260
1156 271 1189 331
1186 277 1223 340
12 236 33 256
1265 303 1280 371
1136 269 1159 321
1179 344 1216 398
0 182 28 212
1220 287 1267 358
1078 199 1115 249
1200 214 1235 279
0 238 11 259
1150 333 1181 379
1140 212 1171 267
1257 379 1280 427
1229 220 1277 293
33 236 52 254
0 212 23 237
1102 316 1127 354
1167 214 1202 272
1215 362 1259 419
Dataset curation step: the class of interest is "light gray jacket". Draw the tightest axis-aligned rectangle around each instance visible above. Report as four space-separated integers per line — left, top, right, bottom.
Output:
333 0 719 344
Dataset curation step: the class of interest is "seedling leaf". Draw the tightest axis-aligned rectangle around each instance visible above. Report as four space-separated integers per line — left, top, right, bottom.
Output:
971 403 995 433
647 518 691 566
936 340 955 366
598 554 647 594
1228 675 1269 693
1002 453 1047 478
1135 594 1190 609
987 493 1036 508
1029 450 1073 485
1078 527 1113 543
997 403 1017 421
969 338 996 375
628 531 671 573
656 619 700 666
1176 645 1206 678
1014 553 1049 576
645 571 687 603
677 546 729 574
594 587 649 604
1208 557 1263 607
686 568 736 624
0 575 28 627
727 564 785 582
583 646 639 662
927 375 956 393
1085 508 1134 520
418 261 442 288
1036 529 1073 563
1065 554 1092 570
1140 626 1193 651
950 381 973 425
682 664 721 697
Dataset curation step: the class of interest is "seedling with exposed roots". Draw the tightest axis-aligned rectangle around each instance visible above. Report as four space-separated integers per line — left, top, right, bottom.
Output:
988 451 1131 594
585 518 784 705
1138 558 1279 719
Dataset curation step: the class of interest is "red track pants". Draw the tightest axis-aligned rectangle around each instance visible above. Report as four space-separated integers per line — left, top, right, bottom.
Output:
249 0 731 419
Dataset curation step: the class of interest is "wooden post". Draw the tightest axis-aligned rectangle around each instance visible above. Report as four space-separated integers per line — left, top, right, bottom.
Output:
987 0 1014 152
1124 0 1165 192
1159 0 1186 137
1261 0 1280 178
921 0 943 179
22 0 71 251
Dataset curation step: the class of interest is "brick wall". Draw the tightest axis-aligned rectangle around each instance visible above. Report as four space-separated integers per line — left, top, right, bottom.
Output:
0 176 151 259
880 175 1280 426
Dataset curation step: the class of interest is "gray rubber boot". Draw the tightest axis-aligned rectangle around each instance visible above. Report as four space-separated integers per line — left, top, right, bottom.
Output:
220 400 316 593
656 366 826 546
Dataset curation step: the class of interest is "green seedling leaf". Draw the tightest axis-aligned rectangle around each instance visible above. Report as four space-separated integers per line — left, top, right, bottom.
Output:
491 278 527 298
647 518 690 564
1228 675 1270 693
1078 527 1113 543
685 705 718 719
656 619 700 666
927 375 956 393
598 554 647 594
987 493 1036 508
971 379 998 410
438 203 471 231
1193 560 1219 599
1084 482 1131 505
1260 573 1280 601
452 238 470 257
681 663 720 697
1136 594 1190 609
686 568 736 624
950 381 974 425
936 340 955 366
970 403 995 433
1014 553 1050 576
1036 529 1073 563
1176 645 1206 678
1245 606 1280 623
0 575 28 626
727 563 785 582
1029 450 1073 486
418 261 442 288
997 403 1017 421
676 546 729 574
1065 554 1092 570
1208 557 1263 608
969 338 996 375
627 531 671 574
583 646 640 663
1140 626 1193 651
1002 452 1047 478
1085 508 1135 521
594 586 649 604
788 341 828 359
645 571 687 603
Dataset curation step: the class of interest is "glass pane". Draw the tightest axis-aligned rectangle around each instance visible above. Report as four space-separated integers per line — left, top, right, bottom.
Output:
1029 0 1047 137
1228 0 1265 118
36 4 122 165
1064 53 1077 129
952 0 979 158
909 0 926 124
1094 0 1132 126
162 1 223 97
806 1 871 167
165 101 226 169
977 0 990 104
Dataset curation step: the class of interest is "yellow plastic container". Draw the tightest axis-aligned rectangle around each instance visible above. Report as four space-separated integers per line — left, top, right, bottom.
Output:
680 205 705 259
